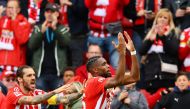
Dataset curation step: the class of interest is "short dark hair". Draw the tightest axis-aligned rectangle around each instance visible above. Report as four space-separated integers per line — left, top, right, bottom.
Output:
86 56 101 72
62 66 75 76
176 72 190 81
16 65 34 78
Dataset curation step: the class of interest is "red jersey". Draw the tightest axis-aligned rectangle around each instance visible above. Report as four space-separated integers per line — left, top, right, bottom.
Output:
5 86 45 109
0 91 6 109
82 77 110 109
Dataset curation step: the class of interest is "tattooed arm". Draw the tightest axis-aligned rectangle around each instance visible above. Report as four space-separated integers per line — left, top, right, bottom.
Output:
56 92 83 104
48 82 84 105
18 91 56 105
17 84 72 105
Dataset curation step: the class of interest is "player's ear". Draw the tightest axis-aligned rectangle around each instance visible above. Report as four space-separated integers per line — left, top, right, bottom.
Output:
17 77 23 83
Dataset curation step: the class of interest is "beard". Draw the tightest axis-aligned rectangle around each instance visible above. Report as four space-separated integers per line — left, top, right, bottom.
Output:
100 72 112 78
23 80 35 91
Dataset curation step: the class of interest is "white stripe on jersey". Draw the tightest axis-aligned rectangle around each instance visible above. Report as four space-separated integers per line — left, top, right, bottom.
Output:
95 93 104 109
15 105 20 109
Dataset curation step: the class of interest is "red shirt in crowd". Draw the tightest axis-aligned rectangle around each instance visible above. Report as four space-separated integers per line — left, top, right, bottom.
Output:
5 86 45 109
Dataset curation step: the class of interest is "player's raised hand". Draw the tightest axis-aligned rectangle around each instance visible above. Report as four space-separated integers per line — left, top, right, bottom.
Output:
112 32 126 55
123 31 135 52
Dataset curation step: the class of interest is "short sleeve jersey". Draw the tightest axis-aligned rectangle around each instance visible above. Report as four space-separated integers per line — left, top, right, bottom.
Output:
82 77 109 109
5 86 45 109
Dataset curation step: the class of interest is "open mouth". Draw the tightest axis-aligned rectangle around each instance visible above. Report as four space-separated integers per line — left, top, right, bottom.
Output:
30 81 36 88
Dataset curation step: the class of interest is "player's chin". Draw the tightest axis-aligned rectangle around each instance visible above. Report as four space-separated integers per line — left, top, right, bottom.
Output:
103 72 111 78
30 84 36 90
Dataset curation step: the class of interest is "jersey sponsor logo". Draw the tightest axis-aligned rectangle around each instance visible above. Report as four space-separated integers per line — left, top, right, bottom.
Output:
13 87 23 97
98 78 105 82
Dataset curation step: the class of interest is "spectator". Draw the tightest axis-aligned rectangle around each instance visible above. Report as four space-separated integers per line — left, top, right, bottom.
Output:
135 0 164 39
20 0 60 25
0 0 31 74
82 32 140 108
0 70 17 91
84 0 130 69
28 3 71 92
59 67 84 109
60 0 89 68
154 73 190 109
111 82 149 109
164 0 190 31
62 67 75 84
5 65 79 109
140 8 179 93
179 27 190 72
75 43 115 83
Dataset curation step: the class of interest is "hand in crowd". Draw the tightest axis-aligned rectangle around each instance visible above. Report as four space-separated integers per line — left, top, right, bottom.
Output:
60 0 72 6
145 10 155 20
175 9 185 17
0 6 5 17
137 10 145 17
123 97 131 104
41 20 49 33
51 13 58 30
186 7 190 14
118 91 128 101
145 25 157 41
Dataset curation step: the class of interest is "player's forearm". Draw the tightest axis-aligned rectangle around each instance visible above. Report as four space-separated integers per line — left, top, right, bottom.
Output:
130 53 140 81
31 91 56 104
56 92 83 104
18 91 56 105
115 53 126 82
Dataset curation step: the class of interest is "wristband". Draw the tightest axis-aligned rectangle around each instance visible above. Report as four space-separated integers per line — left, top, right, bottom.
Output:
130 50 136 55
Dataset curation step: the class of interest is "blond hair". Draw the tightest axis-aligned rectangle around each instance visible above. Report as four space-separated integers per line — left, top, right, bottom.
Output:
153 8 175 31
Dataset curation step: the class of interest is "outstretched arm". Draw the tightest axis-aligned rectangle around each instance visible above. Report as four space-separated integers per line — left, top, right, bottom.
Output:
17 84 71 105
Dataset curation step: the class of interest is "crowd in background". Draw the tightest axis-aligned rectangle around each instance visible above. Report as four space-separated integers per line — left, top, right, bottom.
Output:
0 0 190 109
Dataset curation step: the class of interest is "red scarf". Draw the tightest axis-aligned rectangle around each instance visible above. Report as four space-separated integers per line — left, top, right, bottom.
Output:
0 17 14 50
28 0 43 24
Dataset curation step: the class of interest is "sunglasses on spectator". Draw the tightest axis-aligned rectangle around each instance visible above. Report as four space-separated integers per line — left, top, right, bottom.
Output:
5 77 15 82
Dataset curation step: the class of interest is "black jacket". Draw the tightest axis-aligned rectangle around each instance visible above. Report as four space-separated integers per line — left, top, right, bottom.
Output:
140 30 179 81
163 0 190 30
67 0 89 36
154 87 190 109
